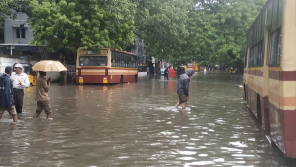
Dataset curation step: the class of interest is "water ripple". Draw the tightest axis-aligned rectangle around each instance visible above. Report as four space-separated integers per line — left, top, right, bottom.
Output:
0 74 294 166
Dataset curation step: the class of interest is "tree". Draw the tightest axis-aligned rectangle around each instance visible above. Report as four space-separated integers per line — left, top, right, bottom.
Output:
26 0 267 67
0 0 15 23
27 0 136 62
134 0 194 61
187 0 267 68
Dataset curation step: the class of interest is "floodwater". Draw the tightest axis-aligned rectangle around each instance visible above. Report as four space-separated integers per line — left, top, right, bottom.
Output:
0 73 295 167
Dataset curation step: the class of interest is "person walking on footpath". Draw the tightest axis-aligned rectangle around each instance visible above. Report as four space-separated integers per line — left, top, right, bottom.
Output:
34 71 52 119
11 64 30 114
0 67 18 123
175 69 194 109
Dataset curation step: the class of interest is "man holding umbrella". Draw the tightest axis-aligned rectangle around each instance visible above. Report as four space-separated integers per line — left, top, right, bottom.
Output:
31 60 67 119
34 71 52 119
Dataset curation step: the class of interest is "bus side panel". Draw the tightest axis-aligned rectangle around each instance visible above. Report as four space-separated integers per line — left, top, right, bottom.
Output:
269 103 286 155
268 68 283 150
109 75 137 83
259 94 264 124
280 0 296 158
246 69 260 119
76 75 107 84
247 87 258 119
243 70 247 101
109 75 121 84
109 69 138 83
281 109 296 158
76 75 136 84
122 75 134 83
263 96 270 135
76 68 138 84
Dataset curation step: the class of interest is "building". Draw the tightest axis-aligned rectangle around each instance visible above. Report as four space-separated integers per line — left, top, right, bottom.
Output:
0 9 48 74
0 9 47 60
4 11 33 44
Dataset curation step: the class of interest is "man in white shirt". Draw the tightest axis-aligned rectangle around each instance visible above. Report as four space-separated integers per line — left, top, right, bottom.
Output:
11 64 30 114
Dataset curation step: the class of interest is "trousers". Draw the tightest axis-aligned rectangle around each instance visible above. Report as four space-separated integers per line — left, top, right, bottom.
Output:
13 89 24 114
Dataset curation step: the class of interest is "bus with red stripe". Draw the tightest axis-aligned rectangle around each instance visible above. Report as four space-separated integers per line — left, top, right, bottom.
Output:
243 0 296 158
76 48 138 84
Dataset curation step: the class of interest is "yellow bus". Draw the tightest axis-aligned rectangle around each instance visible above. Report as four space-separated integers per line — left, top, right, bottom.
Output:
76 48 138 84
243 0 296 158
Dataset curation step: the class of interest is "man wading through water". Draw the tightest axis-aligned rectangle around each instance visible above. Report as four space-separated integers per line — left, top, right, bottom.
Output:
175 69 194 109
34 71 52 119
0 67 18 122
11 64 30 114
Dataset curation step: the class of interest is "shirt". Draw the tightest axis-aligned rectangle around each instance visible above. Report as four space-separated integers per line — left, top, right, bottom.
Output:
35 76 50 101
11 72 30 89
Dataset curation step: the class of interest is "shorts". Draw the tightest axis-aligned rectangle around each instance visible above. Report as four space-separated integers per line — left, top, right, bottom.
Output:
179 95 188 104
0 106 17 115
36 101 52 114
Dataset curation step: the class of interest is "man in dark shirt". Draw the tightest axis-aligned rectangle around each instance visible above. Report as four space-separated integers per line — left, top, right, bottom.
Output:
164 67 169 80
0 67 18 122
175 69 194 109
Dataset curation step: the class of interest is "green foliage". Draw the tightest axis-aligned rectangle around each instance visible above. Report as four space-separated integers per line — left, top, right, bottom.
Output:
187 0 267 67
27 0 135 54
0 0 29 24
0 0 15 23
134 0 193 61
23 0 267 66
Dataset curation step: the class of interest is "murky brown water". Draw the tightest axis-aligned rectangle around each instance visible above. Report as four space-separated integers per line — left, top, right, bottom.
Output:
0 73 295 167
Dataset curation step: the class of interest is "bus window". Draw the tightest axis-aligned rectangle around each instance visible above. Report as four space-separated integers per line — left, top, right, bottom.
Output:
268 28 281 66
111 51 137 68
115 52 119 67
111 52 114 66
124 55 127 67
79 56 107 66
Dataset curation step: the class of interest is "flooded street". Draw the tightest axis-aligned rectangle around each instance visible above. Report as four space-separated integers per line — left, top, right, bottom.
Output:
0 73 295 167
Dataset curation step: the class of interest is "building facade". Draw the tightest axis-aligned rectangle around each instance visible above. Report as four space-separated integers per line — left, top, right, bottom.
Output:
0 10 48 60
4 12 33 44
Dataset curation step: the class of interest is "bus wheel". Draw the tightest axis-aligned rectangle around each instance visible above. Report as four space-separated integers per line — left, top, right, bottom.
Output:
135 74 138 82
257 94 262 125
120 76 123 84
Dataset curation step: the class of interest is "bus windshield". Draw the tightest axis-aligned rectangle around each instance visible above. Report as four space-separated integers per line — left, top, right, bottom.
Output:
79 56 107 66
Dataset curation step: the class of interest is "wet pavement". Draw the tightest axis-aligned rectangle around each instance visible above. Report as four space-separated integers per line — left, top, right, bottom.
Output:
0 73 296 167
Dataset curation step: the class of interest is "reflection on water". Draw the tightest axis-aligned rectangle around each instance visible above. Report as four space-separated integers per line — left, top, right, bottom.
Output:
0 73 295 166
